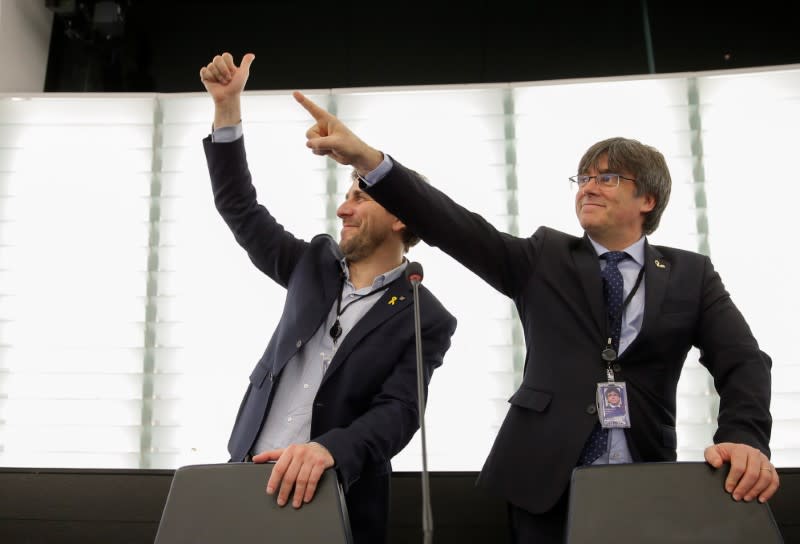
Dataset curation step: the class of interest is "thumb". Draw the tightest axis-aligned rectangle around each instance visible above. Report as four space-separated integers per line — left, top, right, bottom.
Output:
252 448 281 463
306 134 338 153
240 53 255 72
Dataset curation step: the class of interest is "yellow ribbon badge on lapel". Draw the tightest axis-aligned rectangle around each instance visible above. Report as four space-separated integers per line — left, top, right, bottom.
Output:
388 296 398 305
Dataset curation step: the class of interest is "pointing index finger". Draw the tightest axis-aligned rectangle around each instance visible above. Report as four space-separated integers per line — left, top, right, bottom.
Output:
293 91 332 122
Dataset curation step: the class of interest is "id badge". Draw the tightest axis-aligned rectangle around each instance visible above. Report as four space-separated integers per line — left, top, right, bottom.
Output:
596 382 631 429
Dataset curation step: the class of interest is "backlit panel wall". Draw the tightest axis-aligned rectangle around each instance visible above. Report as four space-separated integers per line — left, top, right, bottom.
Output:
1 64 797 470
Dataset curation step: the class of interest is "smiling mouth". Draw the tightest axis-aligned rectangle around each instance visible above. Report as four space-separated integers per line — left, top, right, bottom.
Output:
341 225 359 237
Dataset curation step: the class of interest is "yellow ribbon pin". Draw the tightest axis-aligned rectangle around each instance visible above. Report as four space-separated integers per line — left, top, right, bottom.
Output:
388 296 398 305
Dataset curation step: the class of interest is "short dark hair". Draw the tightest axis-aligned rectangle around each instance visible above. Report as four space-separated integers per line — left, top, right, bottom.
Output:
606 386 621 397
400 228 421 253
578 137 672 235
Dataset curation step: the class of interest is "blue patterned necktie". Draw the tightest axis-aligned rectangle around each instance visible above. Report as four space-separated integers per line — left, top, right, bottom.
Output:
601 251 628 353
578 251 628 465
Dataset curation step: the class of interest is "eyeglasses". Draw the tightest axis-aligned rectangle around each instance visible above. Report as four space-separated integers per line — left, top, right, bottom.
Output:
569 173 636 188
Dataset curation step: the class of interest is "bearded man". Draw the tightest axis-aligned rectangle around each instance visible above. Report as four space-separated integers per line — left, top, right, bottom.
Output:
200 52 457 544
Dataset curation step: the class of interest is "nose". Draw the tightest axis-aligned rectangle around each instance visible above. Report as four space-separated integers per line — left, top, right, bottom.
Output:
337 199 352 219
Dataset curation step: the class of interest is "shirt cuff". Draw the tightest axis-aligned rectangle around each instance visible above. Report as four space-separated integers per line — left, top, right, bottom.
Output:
211 123 243 143
360 154 394 186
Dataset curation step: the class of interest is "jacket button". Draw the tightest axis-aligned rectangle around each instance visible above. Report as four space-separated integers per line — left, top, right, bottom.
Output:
296 340 302 348
586 404 597 415
612 363 622 373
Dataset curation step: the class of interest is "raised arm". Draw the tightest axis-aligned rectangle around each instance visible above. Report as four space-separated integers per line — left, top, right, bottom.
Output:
293 91 538 298
200 53 307 287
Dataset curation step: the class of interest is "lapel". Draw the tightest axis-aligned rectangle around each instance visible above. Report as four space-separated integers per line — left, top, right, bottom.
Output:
571 235 604 334
639 240 670 339
321 263 342 314
621 240 669 356
275 243 342 376
320 279 414 386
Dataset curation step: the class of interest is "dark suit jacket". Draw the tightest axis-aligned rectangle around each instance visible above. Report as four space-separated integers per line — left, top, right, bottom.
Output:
204 138 457 543
364 158 772 515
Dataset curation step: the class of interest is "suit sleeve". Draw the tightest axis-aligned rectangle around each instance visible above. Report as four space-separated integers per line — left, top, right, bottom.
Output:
314 303 457 491
203 135 308 287
364 158 538 298
694 256 772 456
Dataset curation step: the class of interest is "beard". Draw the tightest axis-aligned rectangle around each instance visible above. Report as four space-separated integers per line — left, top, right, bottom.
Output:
339 223 388 262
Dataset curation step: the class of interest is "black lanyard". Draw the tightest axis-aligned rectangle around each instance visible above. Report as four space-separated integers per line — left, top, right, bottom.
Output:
600 265 645 363
329 275 402 343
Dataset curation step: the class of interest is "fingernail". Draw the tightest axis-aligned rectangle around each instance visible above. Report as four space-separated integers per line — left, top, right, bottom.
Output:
759 497 766 503
732 494 740 501
266 486 274 494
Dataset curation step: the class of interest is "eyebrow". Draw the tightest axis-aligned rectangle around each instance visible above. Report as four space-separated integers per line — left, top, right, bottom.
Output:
345 188 371 201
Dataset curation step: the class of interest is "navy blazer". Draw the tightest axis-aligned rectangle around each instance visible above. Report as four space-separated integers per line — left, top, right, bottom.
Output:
204 138 457 542
364 158 772 515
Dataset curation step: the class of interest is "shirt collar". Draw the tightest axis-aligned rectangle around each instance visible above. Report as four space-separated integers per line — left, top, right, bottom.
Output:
338 255 409 290
588 235 646 267
371 259 408 288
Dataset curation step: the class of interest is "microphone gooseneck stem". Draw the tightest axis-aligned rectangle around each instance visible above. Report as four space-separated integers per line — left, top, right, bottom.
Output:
411 279 433 544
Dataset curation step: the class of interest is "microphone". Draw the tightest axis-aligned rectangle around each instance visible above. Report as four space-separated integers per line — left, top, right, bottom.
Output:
405 261 433 544
406 261 424 285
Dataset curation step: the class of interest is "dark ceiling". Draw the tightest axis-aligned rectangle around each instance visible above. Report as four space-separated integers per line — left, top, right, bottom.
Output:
43 0 800 93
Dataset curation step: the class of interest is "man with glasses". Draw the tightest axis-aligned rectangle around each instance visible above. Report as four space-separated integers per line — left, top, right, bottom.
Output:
291 91 779 543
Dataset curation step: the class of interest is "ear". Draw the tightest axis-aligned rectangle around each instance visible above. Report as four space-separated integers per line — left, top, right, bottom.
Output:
640 193 656 213
391 217 406 234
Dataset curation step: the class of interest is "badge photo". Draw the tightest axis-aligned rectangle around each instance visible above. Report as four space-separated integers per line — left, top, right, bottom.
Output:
597 382 631 428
